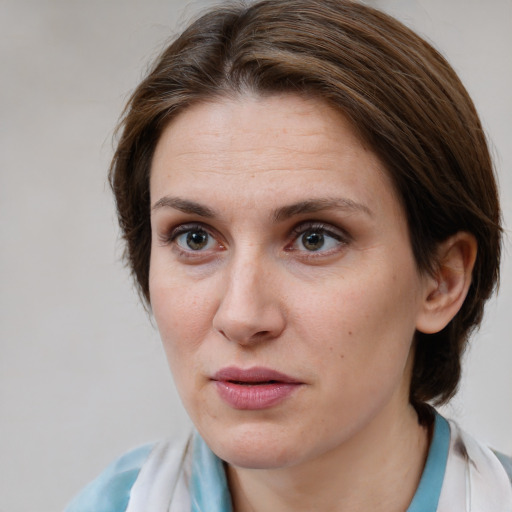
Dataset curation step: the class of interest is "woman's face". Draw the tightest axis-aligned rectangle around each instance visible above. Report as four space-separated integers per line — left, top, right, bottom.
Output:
149 94 430 469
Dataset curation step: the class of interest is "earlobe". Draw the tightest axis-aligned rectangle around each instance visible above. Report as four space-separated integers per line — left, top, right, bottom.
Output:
416 232 477 334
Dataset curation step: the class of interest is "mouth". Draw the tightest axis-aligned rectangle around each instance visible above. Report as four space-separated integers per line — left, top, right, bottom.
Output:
211 366 303 410
226 380 282 385
212 366 301 385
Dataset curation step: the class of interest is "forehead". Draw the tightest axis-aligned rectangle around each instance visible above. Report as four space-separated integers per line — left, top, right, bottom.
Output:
153 94 370 169
150 94 400 217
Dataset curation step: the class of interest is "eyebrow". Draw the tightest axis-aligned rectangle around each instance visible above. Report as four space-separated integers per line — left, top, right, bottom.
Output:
152 196 215 218
272 198 373 222
151 196 372 221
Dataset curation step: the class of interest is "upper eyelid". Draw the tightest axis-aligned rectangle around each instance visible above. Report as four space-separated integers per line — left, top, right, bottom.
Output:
170 222 209 235
290 220 350 239
169 222 216 238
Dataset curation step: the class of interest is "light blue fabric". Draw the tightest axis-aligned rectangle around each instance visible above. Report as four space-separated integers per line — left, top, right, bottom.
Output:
494 451 512 485
407 413 450 512
191 433 232 512
63 443 153 512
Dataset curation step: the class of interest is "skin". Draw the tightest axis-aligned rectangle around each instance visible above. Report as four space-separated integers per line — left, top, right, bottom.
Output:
148 94 472 511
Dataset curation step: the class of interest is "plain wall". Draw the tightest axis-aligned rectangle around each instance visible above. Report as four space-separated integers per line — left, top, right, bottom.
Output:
0 1 510 511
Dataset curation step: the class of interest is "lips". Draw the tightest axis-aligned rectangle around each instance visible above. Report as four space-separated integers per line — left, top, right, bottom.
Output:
211 366 303 410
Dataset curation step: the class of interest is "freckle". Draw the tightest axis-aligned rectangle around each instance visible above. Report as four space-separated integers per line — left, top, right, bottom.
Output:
348 331 353 335
340 354 344 359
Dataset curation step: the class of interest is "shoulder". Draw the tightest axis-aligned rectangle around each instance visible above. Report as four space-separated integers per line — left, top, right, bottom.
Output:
64 444 154 512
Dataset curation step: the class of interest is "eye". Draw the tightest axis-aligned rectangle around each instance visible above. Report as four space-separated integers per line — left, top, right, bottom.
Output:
171 225 220 252
300 230 330 251
289 223 347 253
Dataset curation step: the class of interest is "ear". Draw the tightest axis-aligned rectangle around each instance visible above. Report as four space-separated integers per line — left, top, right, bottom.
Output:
416 232 477 334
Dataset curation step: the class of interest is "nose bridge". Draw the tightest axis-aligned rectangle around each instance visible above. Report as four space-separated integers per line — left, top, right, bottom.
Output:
213 244 284 344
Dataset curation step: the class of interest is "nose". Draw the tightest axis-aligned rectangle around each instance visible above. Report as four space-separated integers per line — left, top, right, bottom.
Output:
212 253 286 345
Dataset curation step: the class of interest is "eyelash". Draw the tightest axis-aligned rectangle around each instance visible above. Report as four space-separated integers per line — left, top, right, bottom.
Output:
287 221 350 255
160 221 350 259
160 222 222 259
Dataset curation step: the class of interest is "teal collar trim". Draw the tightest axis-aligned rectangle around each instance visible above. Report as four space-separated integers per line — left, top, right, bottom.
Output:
191 413 450 512
407 412 450 512
191 433 232 512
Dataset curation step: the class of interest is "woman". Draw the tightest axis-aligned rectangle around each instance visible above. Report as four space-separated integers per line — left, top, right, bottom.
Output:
65 0 512 510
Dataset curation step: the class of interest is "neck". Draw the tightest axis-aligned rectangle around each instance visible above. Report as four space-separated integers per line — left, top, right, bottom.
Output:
227 402 430 512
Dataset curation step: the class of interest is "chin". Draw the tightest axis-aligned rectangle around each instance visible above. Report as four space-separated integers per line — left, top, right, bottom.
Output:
221 445 301 470
202 422 306 470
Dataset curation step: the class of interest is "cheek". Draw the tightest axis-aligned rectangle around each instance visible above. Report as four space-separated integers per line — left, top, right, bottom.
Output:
150 270 215 366
293 265 419 379
150 280 217 417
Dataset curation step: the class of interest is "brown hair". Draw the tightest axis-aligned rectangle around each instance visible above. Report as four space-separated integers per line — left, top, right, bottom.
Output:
110 0 501 407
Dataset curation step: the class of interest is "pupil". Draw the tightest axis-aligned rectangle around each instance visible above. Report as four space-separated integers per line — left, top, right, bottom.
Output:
187 230 208 250
303 231 324 251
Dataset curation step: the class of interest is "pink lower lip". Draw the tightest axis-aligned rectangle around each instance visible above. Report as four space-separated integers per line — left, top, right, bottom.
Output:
214 381 301 410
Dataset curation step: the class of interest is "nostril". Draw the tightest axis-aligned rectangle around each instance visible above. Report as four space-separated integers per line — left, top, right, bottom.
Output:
217 327 274 344
253 330 270 339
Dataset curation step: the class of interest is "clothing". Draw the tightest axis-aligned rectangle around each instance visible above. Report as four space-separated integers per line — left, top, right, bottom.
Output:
65 414 512 512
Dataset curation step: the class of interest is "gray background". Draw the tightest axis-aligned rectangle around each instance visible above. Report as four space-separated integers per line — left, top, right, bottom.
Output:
1 1 510 511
